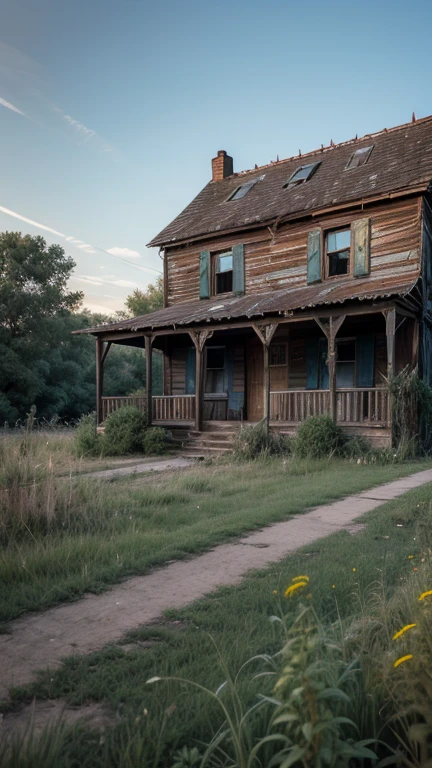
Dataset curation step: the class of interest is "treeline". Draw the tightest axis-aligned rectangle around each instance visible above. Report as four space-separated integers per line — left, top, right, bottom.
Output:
0 232 163 424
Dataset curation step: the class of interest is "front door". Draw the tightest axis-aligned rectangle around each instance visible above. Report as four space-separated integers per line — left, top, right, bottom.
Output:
247 338 263 421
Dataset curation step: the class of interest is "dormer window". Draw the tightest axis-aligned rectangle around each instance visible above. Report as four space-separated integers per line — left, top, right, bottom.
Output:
284 161 321 188
228 175 264 201
214 251 233 294
345 145 374 170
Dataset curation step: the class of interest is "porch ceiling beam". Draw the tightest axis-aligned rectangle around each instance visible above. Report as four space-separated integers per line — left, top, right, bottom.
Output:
251 322 279 346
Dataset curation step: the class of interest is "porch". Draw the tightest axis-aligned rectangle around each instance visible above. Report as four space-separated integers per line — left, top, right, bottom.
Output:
102 387 391 431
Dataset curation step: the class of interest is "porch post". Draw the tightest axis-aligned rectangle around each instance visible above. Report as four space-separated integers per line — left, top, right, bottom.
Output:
145 335 153 426
96 337 103 425
252 322 279 431
315 315 346 422
385 307 396 379
189 330 213 432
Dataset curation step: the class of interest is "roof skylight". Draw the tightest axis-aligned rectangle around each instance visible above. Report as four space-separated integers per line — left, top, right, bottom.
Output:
228 175 265 201
345 145 374 170
284 161 321 188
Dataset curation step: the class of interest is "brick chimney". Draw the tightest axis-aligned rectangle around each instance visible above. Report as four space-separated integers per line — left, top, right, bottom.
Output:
211 150 233 181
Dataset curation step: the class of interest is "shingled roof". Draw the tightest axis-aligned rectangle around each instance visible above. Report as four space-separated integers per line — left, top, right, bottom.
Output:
148 116 432 248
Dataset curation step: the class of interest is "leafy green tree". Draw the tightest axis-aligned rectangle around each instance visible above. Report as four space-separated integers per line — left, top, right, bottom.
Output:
125 276 163 317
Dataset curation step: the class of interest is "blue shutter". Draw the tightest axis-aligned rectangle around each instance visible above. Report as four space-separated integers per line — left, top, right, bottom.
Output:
305 338 319 389
185 348 196 394
352 218 370 277
319 338 329 389
307 230 321 284
199 250 210 299
356 335 375 387
232 243 245 295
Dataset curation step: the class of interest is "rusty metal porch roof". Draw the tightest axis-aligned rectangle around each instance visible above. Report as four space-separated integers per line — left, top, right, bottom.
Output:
75 274 419 337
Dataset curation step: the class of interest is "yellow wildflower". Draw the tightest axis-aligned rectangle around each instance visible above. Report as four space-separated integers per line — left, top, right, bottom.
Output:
392 623 417 641
418 590 432 601
272 590 278 595
393 654 413 669
284 581 307 598
408 555 414 560
352 568 356 572
332 584 336 589
291 575 310 583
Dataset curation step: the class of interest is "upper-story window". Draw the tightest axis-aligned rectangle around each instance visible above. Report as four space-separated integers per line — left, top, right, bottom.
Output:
215 251 233 294
284 161 321 188
345 145 374 170
326 229 351 276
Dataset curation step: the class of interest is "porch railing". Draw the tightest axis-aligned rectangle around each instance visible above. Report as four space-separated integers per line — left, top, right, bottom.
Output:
102 396 146 421
270 387 390 427
270 390 331 422
336 388 390 426
152 395 195 422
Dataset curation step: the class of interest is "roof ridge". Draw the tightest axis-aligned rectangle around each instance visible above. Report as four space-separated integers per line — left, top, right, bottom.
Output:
234 114 432 178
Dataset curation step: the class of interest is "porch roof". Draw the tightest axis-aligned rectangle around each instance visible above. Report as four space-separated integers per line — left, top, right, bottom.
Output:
75 274 419 337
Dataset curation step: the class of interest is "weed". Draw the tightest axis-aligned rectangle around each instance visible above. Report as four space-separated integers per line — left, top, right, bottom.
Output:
103 406 147 456
233 421 292 460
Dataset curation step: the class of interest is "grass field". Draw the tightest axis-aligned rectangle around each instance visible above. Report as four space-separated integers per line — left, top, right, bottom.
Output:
1 429 431 622
5 481 432 767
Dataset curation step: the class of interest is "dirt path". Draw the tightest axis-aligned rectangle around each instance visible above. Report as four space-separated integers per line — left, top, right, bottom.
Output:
1 468 431 699
87 456 194 479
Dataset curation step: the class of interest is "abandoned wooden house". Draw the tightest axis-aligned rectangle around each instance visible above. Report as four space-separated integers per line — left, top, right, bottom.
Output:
77 116 432 452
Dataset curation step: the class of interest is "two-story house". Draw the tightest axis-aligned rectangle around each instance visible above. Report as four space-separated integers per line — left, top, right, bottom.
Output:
78 116 432 449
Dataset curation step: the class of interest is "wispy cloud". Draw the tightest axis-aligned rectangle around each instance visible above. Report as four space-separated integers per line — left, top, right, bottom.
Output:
107 247 141 260
53 106 118 155
0 205 94 253
0 96 26 117
77 274 138 289
0 205 162 275
0 205 65 237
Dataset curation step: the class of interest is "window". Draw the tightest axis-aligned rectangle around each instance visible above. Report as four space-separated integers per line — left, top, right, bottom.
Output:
284 161 321 188
228 175 264 201
214 251 233 294
205 347 225 393
345 145 374 170
269 344 287 367
336 340 356 388
326 229 351 277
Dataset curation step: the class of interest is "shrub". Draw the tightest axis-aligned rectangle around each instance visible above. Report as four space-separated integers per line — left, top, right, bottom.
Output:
142 427 170 455
75 414 101 457
233 422 292 460
103 406 147 456
295 415 345 459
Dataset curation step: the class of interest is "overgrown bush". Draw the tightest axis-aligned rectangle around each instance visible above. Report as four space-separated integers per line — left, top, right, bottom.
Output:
75 414 101 457
295 415 345 458
142 426 171 455
233 422 292 460
103 406 147 456
390 366 432 455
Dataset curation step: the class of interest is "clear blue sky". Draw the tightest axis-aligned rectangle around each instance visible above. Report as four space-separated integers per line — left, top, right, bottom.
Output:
1 0 431 314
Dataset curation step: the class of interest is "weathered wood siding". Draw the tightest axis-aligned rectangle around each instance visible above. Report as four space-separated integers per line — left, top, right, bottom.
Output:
165 197 421 306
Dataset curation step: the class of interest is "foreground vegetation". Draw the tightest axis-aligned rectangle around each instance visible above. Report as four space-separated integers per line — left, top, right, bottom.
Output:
3 482 432 766
1 429 430 623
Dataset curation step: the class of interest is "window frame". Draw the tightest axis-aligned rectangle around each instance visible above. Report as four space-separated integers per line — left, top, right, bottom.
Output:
325 227 352 279
227 175 265 202
205 345 226 394
345 145 374 170
284 161 321 188
269 343 288 368
213 250 234 296
336 337 356 389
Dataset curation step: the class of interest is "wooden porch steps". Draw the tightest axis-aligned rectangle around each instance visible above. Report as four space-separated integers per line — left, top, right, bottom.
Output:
169 421 239 458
